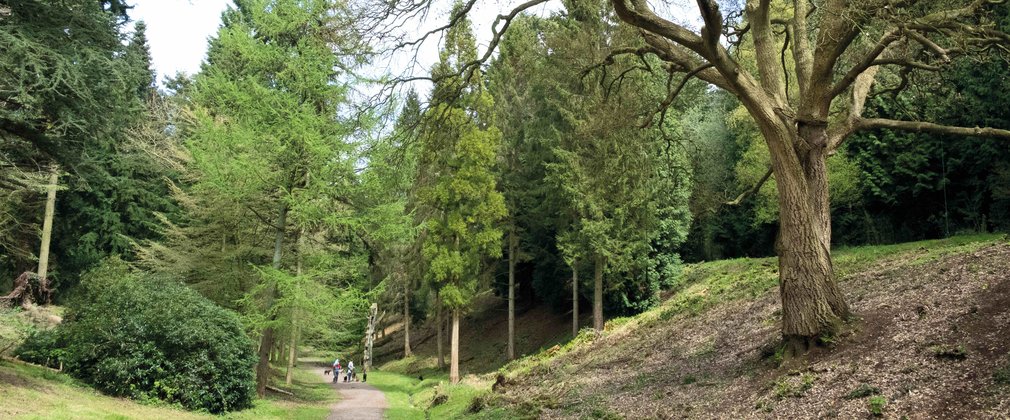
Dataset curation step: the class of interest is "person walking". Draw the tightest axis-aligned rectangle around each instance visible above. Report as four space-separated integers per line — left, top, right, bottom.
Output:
346 360 355 382
332 358 341 384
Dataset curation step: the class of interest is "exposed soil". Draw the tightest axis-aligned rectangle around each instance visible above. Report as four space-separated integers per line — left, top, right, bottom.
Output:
495 243 1010 419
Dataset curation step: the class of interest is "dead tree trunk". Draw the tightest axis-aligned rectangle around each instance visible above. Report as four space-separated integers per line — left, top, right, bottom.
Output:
365 303 377 370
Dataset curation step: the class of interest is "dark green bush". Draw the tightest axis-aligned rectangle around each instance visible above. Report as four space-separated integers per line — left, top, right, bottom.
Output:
17 259 256 413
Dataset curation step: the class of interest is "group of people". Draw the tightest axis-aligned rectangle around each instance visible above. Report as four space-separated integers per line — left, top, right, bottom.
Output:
330 358 366 383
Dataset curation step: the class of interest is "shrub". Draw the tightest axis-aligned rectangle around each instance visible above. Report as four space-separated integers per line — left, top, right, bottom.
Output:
995 363 1010 385
16 259 256 413
867 395 887 416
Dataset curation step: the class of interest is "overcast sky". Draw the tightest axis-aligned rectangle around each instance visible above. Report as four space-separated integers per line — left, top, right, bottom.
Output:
130 0 233 85
128 0 566 91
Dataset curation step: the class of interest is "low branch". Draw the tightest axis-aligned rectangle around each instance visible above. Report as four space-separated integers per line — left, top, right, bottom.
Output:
726 166 773 206
870 58 942 72
856 118 1010 140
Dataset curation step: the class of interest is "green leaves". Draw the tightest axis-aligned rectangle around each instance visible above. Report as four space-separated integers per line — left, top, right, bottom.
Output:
414 14 507 310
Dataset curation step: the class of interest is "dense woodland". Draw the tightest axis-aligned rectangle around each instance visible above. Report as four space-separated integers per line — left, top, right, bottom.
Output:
1 0 1009 415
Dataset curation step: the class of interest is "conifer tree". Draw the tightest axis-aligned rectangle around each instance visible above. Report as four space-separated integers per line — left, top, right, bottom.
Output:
414 3 507 383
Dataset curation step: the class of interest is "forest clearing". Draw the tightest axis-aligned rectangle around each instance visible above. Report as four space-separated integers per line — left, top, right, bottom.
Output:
2 0 1010 418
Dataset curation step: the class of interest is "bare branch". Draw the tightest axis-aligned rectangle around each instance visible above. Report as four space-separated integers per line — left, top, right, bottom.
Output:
856 118 1010 140
641 63 715 129
828 29 901 100
726 166 773 206
746 0 788 102
791 0 813 94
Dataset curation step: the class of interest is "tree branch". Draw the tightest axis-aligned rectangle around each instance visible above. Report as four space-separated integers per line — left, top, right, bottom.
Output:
726 166 773 206
828 29 901 100
856 118 1010 140
641 63 714 129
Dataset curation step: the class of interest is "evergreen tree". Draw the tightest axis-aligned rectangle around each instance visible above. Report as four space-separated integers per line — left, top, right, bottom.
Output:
178 0 363 395
414 4 507 383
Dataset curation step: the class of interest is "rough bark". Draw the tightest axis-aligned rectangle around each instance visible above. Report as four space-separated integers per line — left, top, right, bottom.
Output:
593 254 604 331
450 309 460 384
255 202 287 397
599 0 1010 350
572 265 579 337
765 124 849 353
365 303 377 370
507 229 516 360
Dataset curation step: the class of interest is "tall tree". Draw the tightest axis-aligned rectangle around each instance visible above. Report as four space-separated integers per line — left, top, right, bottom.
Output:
378 0 1010 354
601 0 1010 350
415 3 507 383
185 0 361 395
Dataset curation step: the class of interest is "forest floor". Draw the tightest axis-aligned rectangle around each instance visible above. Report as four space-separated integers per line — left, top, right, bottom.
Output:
374 233 1010 419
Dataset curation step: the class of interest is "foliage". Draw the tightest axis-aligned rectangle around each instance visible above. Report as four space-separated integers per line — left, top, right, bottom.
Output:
17 259 257 413
867 395 887 416
486 3 694 316
415 6 507 311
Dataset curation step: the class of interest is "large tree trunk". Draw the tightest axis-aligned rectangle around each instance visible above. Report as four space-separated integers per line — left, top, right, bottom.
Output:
436 291 444 369
450 309 460 384
593 254 604 331
256 203 287 397
571 264 579 337
403 279 412 357
507 228 516 360
764 122 850 353
34 166 58 307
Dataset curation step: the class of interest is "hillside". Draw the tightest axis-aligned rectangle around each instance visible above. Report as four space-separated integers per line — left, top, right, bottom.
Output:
371 234 1010 419
0 357 336 419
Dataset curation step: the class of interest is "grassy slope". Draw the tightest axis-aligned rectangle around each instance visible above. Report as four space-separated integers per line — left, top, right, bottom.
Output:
486 233 1010 418
0 358 335 419
373 234 1010 419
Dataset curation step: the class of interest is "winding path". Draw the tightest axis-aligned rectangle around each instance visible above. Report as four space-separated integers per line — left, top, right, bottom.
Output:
317 364 388 420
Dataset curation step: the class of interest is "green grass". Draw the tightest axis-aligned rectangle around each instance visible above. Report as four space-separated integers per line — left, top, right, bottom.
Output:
0 358 335 420
0 359 208 419
367 370 516 419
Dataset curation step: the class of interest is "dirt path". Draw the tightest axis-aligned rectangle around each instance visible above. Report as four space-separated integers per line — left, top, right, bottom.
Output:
317 364 388 420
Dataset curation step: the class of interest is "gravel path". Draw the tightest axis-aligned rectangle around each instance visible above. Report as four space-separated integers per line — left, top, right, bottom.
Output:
317 365 388 420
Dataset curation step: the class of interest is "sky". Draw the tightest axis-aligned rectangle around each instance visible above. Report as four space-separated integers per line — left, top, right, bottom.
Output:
128 0 697 94
130 0 233 85
127 0 561 90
